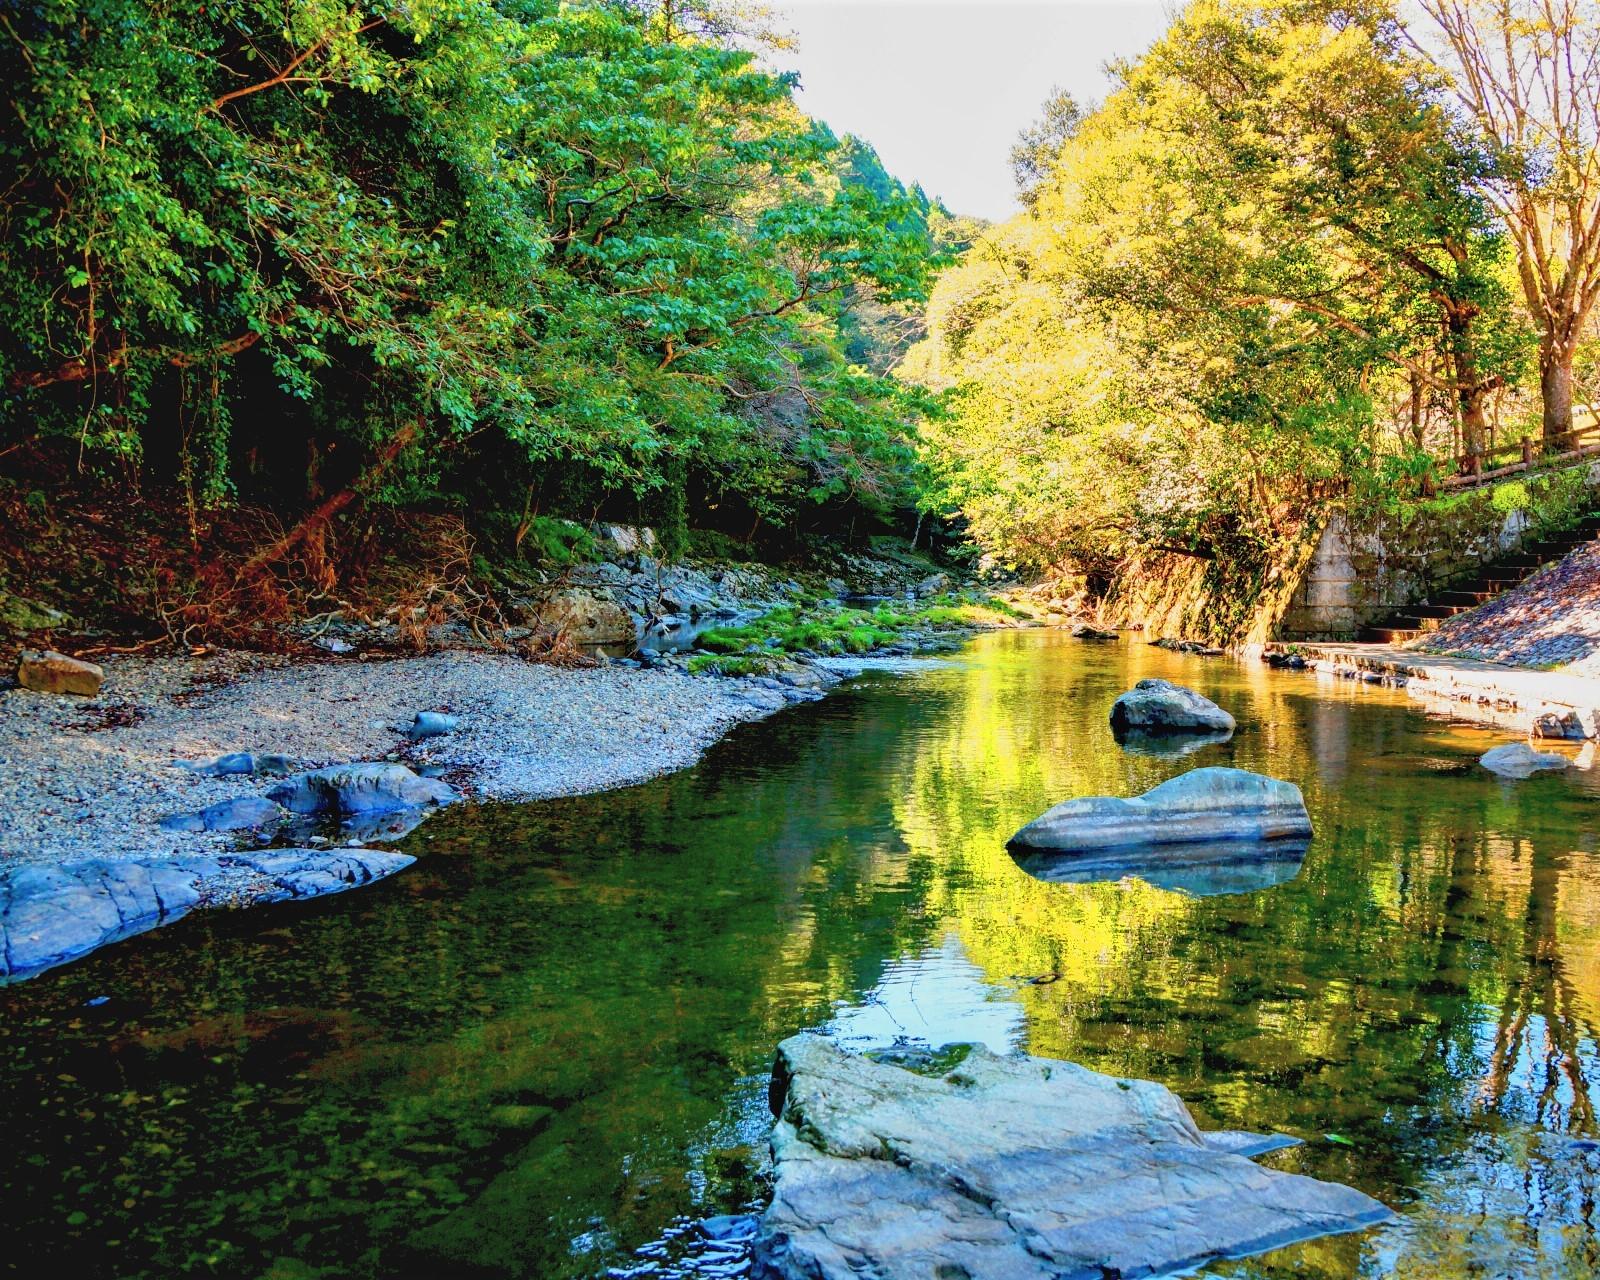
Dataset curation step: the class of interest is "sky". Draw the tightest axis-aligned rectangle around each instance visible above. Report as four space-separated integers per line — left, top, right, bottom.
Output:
770 1 1173 223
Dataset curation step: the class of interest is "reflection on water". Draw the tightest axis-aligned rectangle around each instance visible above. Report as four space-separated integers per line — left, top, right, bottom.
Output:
2 632 1599 1278
827 933 1024 1055
1011 838 1309 896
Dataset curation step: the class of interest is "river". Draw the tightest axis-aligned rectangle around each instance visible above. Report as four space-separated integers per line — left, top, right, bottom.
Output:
3 631 1598 1278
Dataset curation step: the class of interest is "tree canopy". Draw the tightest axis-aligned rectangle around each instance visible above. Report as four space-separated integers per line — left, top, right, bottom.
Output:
0 0 941 553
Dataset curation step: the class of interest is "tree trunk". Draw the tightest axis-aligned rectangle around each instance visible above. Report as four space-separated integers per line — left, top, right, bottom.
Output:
1540 340 1575 447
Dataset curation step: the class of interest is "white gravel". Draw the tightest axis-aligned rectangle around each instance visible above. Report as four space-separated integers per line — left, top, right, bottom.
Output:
0 649 781 868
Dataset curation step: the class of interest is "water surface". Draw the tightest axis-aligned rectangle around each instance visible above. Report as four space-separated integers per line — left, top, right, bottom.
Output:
3 632 1599 1278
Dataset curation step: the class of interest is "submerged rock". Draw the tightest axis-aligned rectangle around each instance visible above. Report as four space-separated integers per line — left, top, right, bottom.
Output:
0 857 219 982
1069 622 1118 641
267 762 457 815
1009 767 1311 852
16 649 104 697
1111 678 1235 735
754 1035 1392 1280
1479 742 1571 779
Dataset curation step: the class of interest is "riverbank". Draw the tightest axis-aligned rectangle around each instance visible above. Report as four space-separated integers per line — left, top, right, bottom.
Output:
0 601 1017 980
1278 530 1600 737
1286 643 1600 740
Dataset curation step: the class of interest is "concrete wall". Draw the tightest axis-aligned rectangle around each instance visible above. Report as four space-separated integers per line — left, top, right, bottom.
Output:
1279 507 1529 640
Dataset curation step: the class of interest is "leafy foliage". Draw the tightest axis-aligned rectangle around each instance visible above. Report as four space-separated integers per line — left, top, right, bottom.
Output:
0 0 940 560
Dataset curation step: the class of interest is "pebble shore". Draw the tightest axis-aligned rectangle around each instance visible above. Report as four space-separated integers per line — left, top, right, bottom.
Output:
0 649 797 872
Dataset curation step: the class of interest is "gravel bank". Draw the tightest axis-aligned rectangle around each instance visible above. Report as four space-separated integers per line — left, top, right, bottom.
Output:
0 649 798 871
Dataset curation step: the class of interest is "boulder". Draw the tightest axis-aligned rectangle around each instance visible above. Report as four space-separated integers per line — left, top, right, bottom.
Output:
406 711 459 739
754 1035 1392 1280
1009 767 1310 852
913 573 950 598
1479 742 1572 779
267 762 458 816
16 649 104 697
176 751 302 777
0 857 219 982
1070 622 1118 641
160 795 287 833
1532 709 1595 741
519 588 635 645
1110 678 1235 735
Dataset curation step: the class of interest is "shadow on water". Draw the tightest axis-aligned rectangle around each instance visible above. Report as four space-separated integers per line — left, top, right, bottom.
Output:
2 631 1600 1277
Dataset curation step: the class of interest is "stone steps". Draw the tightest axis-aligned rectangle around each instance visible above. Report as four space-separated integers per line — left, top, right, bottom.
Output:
1357 519 1599 643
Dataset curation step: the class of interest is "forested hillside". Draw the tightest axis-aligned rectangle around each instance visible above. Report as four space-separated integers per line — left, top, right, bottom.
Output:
0 0 943 638
906 0 1600 614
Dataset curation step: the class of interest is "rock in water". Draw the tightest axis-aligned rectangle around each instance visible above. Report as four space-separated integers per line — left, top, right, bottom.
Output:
1110 678 1235 734
754 1035 1392 1280
267 762 458 815
1009 767 1310 852
1479 742 1571 778
1069 622 1118 641
222 849 415 902
16 649 104 697
0 858 219 982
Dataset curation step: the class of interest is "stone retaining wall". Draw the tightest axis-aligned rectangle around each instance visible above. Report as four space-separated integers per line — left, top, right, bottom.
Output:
1279 464 1599 641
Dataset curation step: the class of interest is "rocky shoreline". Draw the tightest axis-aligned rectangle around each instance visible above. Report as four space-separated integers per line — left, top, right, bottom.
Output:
0 617 996 980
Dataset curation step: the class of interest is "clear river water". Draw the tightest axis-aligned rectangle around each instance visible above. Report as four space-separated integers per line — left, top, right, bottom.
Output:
3 631 1599 1278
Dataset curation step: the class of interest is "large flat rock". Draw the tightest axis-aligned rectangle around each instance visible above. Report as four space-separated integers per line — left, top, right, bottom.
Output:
0 858 217 982
754 1035 1392 1279
0 848 415 982
1009 766 1311 853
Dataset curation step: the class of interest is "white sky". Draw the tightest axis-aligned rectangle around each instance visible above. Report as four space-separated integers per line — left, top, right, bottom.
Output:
771 1 1174 222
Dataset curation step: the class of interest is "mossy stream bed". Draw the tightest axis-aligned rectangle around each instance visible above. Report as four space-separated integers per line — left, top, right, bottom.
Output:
3 631 1599 1278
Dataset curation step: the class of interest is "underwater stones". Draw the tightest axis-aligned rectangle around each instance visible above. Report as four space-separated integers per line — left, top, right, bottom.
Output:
0 857 219 982
267 762 457 816
753 1035 1392 1280
1009 766 1311 854
1110 678 1235 735
16 649 104 697
1479 742 1572 779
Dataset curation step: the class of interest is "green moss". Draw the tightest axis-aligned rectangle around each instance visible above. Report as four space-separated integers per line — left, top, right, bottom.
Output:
687 653 783 677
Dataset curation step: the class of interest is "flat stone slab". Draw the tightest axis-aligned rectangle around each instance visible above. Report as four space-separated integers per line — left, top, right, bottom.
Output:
0 857 218 982
0 848 415 983
1009 766 1312 853
755 1035 1392 1280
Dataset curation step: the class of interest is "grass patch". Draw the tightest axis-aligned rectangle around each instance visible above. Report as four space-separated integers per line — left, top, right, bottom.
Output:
691 593 1021 667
